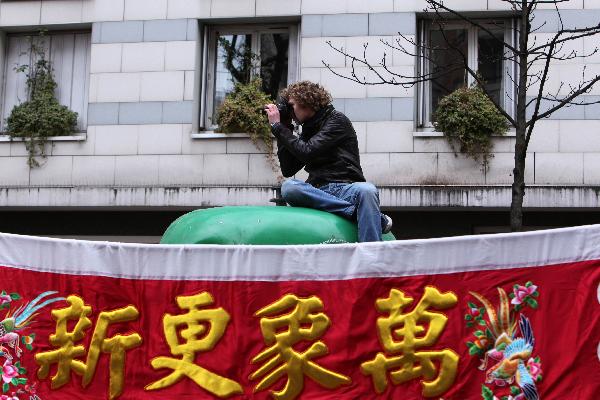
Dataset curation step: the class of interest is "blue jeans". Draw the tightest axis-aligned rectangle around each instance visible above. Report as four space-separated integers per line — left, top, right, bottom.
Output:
280 179 384 242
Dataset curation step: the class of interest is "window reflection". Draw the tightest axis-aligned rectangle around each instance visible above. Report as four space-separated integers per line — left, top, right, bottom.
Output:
430 28 468 120
260 33 289 100
211 31 290 125
214 34 252 122
425 22 508 123
478 26 505 107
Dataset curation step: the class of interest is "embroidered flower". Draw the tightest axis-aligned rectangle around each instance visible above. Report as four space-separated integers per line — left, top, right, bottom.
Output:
474 338 489 349
470 307 480 316
488 348 504 361
0 294 11 306
492 378 507 386
511 284 538 305
0 395 19 400
527 358 542 381
496 395 525 400
1 359 18 384
25 383 37 394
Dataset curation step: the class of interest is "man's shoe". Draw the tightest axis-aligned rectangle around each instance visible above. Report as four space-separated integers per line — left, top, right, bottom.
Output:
382 214 393 234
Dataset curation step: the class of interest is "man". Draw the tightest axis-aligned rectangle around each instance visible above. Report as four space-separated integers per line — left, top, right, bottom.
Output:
264 80 392 242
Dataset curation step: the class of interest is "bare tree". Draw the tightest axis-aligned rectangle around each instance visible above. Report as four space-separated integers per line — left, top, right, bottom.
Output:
324 0 600 231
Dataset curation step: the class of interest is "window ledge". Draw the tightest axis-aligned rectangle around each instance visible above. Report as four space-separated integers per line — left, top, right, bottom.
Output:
0 134 87 142
413 130 516 138
413 131 443 137
191 132 250 139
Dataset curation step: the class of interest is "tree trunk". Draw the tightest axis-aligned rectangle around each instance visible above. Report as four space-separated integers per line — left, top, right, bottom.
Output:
511 1 530 232
511 127 527 231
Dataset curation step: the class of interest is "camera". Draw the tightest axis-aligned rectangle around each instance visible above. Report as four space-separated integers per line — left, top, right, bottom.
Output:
276 101 293 123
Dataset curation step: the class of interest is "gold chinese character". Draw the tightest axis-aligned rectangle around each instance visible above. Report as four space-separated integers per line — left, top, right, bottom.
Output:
35 296 92 388
361 286 459 398
35 295 142 399
250 294 351 400
145 292 242 398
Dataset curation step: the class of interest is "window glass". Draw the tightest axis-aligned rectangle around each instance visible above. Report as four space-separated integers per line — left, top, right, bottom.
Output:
213 34 252 123
430 28 468 119
260 32 289 100
205 25 297 129
420 20 513 126
478 25 505 107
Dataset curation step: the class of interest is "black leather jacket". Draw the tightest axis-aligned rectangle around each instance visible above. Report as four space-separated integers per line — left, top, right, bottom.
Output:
272 105 366 187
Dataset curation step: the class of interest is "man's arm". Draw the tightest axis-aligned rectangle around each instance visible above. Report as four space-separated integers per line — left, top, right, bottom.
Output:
272 123 305 177
272 114 350 163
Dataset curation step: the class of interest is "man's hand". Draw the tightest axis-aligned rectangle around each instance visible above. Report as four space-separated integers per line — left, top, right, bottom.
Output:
264 104 280 125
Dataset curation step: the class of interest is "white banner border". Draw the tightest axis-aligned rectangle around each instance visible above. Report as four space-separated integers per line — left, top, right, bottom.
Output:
1 224 600 281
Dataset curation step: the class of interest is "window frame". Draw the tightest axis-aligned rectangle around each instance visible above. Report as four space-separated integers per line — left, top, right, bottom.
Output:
416 18 517 128
200 23 299 131
0 29 92 133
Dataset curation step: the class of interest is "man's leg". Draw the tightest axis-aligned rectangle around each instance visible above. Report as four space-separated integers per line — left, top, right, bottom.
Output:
323 182 384 242
280 179 355 219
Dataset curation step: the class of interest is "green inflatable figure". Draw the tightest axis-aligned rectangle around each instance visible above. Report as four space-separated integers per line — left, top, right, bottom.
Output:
160 206 395 245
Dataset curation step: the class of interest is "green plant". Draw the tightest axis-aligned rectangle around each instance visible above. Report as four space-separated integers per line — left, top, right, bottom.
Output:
216 78 278 171
6 33 78 167
433 85 508 170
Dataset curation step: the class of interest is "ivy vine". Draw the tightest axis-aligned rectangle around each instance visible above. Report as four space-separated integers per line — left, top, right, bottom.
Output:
434 85 508 171
216 78 279 173
6 32 78 168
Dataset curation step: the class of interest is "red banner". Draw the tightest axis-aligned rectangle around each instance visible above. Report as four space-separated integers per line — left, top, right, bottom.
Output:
0 227 599 399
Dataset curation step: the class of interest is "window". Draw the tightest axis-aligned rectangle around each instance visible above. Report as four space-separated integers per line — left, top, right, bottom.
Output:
417 19 517 127
1 31 91 132
200 23 298 130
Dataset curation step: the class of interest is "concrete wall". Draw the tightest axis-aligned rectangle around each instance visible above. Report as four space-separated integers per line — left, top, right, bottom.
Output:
0 0 599 209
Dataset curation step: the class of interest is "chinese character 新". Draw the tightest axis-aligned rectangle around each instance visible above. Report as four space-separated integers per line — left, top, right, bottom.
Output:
35 295 142 400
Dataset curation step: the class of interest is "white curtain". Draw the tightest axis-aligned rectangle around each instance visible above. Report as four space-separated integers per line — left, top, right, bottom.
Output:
1 32 91 131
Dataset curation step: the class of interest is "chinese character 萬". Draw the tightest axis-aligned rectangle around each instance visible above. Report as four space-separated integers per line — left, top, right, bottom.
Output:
362 286 458 398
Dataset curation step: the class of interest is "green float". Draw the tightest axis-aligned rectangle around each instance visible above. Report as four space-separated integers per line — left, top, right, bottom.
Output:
160 206 395 245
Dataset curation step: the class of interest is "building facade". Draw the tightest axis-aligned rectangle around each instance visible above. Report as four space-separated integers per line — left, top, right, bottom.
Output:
0 0 600 241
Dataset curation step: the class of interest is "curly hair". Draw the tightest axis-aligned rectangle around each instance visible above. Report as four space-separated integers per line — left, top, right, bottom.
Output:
279 81 332 111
